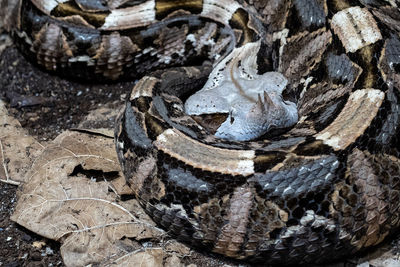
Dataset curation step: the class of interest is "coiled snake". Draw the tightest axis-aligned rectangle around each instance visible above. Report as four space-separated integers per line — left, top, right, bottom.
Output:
2 0 400 265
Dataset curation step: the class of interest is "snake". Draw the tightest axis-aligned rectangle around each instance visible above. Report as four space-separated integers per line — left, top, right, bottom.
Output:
2 0 400 265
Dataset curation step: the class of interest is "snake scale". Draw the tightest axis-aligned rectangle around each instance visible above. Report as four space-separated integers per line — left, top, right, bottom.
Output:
2 0 400 265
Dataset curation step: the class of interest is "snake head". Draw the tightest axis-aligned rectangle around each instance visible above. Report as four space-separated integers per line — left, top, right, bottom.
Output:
215 89 298 141
184 41 298 141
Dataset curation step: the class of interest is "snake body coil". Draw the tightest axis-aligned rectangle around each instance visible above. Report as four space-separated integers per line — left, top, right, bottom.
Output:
2 0 400 265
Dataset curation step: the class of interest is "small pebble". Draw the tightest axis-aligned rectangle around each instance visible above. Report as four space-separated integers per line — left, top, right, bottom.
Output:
31 251 41 261
20 253 28 259
46 247 54 255
142 241 153 248
21 233 32 242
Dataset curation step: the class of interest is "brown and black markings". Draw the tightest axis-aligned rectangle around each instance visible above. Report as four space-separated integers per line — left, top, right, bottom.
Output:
2 0 400 265
10 0 264 80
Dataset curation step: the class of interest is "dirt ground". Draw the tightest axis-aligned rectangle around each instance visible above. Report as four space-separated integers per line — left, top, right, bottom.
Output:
1 31 400 267
0 183 64 267
0 38 130 266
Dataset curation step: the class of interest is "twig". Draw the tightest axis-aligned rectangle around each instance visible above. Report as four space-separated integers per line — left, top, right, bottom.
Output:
0 139 21 186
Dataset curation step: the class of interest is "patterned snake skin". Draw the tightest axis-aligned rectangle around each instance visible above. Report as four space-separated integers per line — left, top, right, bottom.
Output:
2 0 400 265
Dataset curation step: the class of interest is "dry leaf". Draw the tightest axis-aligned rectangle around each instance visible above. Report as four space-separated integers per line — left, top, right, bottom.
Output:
163 241 191 267
164 240 191 256
78 104 122 133
32 240 46 249
0 100 44 185
165 254 184 267
11 130 164 267
109 248 163 267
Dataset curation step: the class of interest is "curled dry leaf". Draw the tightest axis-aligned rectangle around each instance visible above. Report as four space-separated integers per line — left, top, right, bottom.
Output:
163 241 191 267
164 254 184 267
0 100 44 185
164 240 191 256
109 248 163 267
11 130 164 267
77 104 122 136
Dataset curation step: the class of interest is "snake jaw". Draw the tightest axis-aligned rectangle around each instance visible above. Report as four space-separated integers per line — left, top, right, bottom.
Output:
215 89 298 141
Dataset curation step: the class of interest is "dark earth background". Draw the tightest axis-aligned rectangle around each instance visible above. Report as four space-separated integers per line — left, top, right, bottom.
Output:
0 35 129 266
1 29 400 267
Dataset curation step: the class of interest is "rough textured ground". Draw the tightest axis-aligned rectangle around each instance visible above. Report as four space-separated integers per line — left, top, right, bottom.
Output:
1 32 400 267
0 47 130 142
0 183 64 267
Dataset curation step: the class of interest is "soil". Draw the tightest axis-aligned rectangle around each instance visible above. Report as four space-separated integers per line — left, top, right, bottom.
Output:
0 47 130 142
0 183 64 267
1 33 400 267
0 37 129 266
